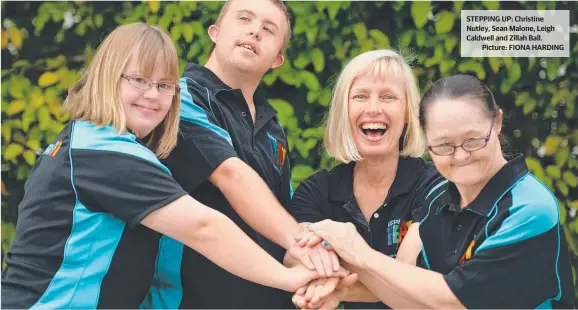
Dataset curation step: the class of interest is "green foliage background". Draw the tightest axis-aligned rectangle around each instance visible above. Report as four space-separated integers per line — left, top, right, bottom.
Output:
1 0 577 298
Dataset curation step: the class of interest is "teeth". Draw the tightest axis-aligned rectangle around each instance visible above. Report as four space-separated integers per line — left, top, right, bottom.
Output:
361 123 387 130
241 44 254 52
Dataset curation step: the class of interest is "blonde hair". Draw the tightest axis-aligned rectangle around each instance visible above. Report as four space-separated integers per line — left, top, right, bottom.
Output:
63 22 180 159
209 0 292 56
323 49 426 163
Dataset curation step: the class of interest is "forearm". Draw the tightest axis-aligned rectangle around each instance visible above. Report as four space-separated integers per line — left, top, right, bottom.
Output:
341 281 380 303
185 206 295 291
142 196 294 292
351 250 463 309
210 158 300 249
395 223 422 265
342 232 421 303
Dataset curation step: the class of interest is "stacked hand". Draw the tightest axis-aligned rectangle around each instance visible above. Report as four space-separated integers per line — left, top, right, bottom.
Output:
288 221 370 309
288 235 340 277
302 220 371 266
292 268 358 309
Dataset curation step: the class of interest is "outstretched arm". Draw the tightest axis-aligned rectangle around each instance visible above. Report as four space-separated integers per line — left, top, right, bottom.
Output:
141 195 318 292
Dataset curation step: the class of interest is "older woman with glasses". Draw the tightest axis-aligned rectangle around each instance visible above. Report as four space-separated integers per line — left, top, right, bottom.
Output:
303 74 575 309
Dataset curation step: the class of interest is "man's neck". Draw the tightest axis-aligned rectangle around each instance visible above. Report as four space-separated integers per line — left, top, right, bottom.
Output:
205 57 261 101
205 57 262 122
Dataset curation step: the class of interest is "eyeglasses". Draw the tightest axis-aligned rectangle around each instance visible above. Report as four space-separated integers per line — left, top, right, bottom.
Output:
428 118 495 156
120 74 180 96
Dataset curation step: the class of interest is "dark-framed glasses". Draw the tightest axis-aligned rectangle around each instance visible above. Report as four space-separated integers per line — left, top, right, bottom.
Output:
121 73 180 96
428 118 495 156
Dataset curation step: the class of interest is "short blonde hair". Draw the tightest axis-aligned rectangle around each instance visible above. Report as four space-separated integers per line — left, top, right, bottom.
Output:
323 49 426 163
209 0 292 56
63 22 180 159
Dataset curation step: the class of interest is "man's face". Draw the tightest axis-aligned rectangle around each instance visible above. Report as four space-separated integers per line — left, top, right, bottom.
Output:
208 0 287 76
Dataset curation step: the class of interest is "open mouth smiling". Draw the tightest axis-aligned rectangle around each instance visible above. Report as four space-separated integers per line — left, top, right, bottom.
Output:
360 122 388 140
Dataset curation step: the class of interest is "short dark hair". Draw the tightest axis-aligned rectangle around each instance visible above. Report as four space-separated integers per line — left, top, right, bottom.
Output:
419 74 499 129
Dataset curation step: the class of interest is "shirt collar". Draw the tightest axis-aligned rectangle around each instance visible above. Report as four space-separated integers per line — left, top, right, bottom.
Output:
328 157 427 203
182 63 272 108
446 154 529 217
328 163 355 203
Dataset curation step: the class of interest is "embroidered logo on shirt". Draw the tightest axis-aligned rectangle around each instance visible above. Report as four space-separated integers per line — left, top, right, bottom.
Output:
267 133 287 169
459 239 476 265
387 219 412 247
43 139 63 157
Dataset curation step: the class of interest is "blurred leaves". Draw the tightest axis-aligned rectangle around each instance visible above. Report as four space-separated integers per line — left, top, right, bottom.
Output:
411 1 431 29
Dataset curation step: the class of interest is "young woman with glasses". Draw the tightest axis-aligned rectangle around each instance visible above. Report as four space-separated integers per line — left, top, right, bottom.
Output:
299 74 574 309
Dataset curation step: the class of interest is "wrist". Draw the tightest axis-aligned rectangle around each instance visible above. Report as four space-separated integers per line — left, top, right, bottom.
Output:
277 266 295 292
283 232 298 250
355 246 374 269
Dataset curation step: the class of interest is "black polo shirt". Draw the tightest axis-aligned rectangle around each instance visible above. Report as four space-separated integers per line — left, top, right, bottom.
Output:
1 120 187 309
148 63 294 309
286 156 438 309
419 154 575 309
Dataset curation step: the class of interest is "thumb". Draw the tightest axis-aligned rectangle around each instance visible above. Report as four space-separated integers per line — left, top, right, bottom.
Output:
295 286 307 296
307 219 332 233
337 273 358 289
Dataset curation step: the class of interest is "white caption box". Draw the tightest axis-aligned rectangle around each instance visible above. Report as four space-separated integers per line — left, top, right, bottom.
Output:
461 10 570 58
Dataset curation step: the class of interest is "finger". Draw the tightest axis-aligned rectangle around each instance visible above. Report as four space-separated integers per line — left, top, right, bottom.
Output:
307 295 325 309
310 301 331 310
306 234 323 247
294 230 308 241
310 295 338 310
309 220 333 232
305 283 317 301
329 250 340 271
321 239 335 252
312 229 329 241
292 293 307 309
298 232 316 247
309 284 327 306
308 301 323 309
335 266 350 278
298 252 315 271
308 287 322 306
296 286 307 296
309 249 326 277
309 294 321 307
337 273 358 289
297 232 311 247
291 294 299 307
317 246 334 276
317 298 341 310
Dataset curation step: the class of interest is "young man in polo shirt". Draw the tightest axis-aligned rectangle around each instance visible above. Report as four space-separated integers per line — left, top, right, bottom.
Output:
142 0 341 308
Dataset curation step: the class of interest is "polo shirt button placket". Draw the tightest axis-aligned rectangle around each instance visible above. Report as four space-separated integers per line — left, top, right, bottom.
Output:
373 213 379 219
